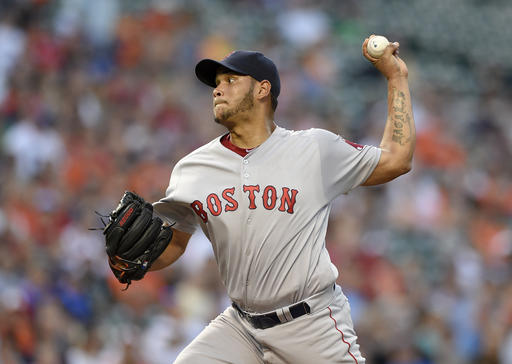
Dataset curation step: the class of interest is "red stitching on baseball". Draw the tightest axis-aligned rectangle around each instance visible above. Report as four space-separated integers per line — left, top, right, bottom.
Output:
328 306 358 364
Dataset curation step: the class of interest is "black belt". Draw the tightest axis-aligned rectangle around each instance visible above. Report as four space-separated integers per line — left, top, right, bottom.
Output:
232 301 311 329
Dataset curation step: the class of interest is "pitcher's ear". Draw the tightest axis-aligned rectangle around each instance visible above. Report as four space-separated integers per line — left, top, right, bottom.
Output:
256 80 271 99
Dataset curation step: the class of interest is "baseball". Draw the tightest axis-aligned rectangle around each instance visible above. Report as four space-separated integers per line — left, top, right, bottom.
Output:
367 35 389 58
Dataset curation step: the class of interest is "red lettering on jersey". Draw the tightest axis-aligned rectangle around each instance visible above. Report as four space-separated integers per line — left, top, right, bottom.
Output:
243 185 260 209
222 187 238 212
191 200 208 223
206 193 222 216
262 185 277 210
279 187 298 214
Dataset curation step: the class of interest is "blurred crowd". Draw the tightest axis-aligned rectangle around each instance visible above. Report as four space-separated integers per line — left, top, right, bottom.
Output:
1 0 511 363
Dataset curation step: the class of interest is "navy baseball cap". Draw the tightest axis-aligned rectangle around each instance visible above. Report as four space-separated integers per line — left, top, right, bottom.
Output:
195 50 280 99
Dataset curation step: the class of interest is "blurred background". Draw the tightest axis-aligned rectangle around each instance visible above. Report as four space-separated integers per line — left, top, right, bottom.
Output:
1 0 511 363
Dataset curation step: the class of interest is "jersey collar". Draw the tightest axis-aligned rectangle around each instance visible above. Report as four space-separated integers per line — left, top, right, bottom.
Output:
220 133 254 157
219 125 283 157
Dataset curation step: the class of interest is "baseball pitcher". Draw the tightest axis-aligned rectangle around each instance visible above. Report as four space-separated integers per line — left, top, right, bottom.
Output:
101 35 415 363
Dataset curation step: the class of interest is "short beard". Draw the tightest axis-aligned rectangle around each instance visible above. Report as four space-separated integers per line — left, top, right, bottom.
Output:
214 83 255 125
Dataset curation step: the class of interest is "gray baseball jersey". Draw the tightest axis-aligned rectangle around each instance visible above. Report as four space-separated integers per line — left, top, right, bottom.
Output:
154 126 381 313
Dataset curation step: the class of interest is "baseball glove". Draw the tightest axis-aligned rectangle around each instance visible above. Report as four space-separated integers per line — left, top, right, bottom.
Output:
102 191 172 289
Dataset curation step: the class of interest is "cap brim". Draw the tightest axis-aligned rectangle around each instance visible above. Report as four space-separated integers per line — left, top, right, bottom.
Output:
195 59 248 88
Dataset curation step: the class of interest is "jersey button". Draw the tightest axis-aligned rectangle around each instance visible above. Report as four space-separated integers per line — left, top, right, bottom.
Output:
243 160 249 165
244 173 249 178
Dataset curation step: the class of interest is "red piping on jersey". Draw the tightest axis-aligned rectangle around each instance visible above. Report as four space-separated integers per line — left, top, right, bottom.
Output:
220 133 254 157
328 306 358 364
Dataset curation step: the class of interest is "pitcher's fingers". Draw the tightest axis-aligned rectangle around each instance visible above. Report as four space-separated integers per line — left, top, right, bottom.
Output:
362 37 370 55
383 41 399 58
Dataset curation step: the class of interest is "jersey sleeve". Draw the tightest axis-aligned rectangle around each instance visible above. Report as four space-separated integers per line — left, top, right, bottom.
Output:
153 162 198 234
313 129 381 199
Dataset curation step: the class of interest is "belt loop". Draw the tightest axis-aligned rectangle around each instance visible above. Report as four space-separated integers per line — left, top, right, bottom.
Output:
276 308 288 323
302 302 311 314
282 306 294 321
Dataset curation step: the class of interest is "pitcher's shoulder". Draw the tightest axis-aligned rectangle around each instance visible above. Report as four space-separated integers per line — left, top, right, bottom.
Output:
175 135 225 165
280 127 340 142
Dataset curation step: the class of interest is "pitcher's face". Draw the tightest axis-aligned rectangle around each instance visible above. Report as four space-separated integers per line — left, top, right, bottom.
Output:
213 72 256 125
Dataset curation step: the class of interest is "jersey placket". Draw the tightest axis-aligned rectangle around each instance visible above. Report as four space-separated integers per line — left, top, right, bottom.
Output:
241 156 254 310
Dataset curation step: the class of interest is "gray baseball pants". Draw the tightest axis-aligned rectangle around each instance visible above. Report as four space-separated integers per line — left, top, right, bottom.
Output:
174 284 365 364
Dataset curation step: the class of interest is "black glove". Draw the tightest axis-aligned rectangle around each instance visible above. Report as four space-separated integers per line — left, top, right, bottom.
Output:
103 191 172 288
